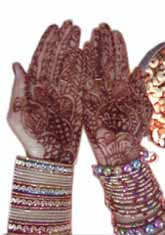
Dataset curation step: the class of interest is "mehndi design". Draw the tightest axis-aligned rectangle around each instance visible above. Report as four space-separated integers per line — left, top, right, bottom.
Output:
83 23 153 166
5 20 165 235
8 21 83 163
83 23 165 234
6 20 83 235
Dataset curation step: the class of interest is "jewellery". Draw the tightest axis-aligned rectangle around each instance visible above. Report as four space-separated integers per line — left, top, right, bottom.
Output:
93 149 149 177
11 197 71 208
114 216 164 235
93 150 164 235
15 156 73 174
8 156 74 235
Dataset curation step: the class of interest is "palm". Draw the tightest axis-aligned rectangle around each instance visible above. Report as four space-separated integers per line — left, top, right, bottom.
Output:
8 21 83 163
84 24 153 166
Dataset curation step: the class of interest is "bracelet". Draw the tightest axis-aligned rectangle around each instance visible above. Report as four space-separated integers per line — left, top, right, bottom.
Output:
106 187 161 207
93 149 164 235
112 194 161 211
93 149 149 177
8 156 74 235
106 166 154 189
114 209 163 227
108 181 159 200
114 216 164 235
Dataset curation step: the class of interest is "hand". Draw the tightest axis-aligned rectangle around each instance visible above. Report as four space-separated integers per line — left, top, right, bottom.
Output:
83 23 153 166
7 21 83 163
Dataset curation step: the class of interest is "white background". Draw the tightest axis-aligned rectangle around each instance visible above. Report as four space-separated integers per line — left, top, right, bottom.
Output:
0 0 165 234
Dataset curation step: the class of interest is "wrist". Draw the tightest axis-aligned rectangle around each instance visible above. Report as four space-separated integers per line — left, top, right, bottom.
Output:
7 156 74 235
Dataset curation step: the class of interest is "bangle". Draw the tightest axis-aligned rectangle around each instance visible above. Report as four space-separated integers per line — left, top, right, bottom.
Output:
114 209 163 227
93 149 149 178
114 215 164 235
111 194 161 211
93 149 164 235
8 156 73 235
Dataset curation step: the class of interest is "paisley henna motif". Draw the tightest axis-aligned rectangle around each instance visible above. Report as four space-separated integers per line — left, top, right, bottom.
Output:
140 44 165 147
83 24 153 166
8 21 83 164
83 24 165 232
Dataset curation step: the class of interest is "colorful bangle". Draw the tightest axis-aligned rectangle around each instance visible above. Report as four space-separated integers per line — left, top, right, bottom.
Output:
108 172 156 192
8 156 74 235
92 149 164 235
112 194 161 211
93 149 149 177
114 216 164 235
106 188 161 206
108 182 159 200
114 209 163 228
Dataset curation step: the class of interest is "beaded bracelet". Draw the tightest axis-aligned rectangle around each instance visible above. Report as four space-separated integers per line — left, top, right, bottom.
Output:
114 216 164 235
7 156 74 235
93 149 164 235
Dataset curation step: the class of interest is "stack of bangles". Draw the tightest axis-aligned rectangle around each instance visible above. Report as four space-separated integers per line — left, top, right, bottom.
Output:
6 156 74 235
93 149 165 235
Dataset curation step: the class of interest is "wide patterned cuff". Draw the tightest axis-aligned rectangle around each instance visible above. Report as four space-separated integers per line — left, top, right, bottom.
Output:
93 150 165 235
7 156 74 235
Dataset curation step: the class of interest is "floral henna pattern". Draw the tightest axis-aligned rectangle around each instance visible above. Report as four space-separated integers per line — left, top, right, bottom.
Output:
140 43 165 147
83 24 153 166
8 21 83 164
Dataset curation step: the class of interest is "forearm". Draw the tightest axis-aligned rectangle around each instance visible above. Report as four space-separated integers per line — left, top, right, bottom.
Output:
93 149 165 234
6 156 74 235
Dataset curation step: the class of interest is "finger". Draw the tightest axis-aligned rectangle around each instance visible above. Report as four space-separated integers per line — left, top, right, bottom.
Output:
58 48 83 114
70 48 83 87
59 20 81 49
90 27 104 80
39 25 59 83
83 40 109 109
113 30 130 80
58 20 73 42
98 23 115 77
28 25 58 82
91 23 116 91
7 62 27 123
58 48 81 84
7 63 43 156
49 23 81 84
83 41 96 83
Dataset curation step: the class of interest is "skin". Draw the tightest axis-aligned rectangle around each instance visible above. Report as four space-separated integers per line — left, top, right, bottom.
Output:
7 21 83 164
6 21 164 233
83 23 153 167
83 23 165 232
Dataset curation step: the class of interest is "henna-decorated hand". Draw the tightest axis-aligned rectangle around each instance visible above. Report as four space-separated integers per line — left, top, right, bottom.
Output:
83 24 165 234
7 21 83 164
83 24 153 166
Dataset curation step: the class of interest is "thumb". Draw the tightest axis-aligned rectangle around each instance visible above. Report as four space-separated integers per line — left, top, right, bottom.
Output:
7 62 27 122
12 62 27 94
